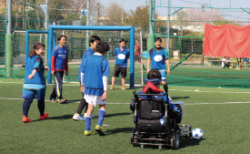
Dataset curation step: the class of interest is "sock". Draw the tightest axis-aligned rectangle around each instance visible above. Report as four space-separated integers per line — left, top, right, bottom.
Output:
76 97 86 114
85 115 92 131
97 109 106 127
38 98 45 116
163 84 168 94
23 98 33 117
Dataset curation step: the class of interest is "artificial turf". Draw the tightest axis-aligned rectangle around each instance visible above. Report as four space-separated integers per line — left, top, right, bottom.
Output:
1 79 250 153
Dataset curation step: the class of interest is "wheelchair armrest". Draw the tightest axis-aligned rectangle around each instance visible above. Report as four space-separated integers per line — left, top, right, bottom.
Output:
164 104 168 125
133 102 138 123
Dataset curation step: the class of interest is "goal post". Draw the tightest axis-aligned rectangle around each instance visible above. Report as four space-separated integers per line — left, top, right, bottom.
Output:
47 25 135 88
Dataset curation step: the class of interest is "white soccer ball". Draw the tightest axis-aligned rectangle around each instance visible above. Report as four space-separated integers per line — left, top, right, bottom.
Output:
192 128 203 139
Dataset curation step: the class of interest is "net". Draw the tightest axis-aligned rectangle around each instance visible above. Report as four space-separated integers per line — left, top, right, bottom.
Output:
11 31 48 78
50 29 144 85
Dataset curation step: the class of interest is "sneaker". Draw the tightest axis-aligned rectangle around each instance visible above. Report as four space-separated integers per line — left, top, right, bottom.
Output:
40 113 49 120
84 113 95 118
58 98 67 104
110 85 114 90
95 125 105 136
121 86 126 90
84 130 95 136
72 114 85 121
50 99 57 103
22 116 31 123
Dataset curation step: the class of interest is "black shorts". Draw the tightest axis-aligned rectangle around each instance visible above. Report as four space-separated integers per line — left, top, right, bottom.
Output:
113 65 127 77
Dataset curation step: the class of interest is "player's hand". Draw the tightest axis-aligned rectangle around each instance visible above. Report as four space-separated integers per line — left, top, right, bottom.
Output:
51 71 55 75
147 69 150 74
28 74 34 79
167 69 171 75
102 91 107 101
44 66 49 71
65 71 68 76
81 85 85 93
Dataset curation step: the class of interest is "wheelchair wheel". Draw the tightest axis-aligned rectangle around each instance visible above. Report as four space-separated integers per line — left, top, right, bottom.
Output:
170 133 180 149
131 128 138 146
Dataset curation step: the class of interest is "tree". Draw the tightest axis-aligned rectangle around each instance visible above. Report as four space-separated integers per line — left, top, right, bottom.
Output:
105 2 128 26
176 8 224 26
213 19 241 26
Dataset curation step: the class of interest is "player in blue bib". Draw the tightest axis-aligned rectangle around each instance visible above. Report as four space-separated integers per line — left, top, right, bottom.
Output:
80 42 110 136
110 39 130 90
73 35 101 121
147 37 171 93
22 43 49 123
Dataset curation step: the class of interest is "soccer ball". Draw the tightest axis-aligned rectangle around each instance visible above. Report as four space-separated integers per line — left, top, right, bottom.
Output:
192 128 203 139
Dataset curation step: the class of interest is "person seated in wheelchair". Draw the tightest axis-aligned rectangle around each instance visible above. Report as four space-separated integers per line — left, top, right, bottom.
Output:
130 69 182 126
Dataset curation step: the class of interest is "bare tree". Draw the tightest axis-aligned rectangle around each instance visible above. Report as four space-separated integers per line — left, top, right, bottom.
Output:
105 2 128 26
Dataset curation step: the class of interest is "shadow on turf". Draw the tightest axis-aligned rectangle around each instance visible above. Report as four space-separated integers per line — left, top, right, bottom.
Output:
104 127 134 135
105 112 132 118
31 115 73 122
132 138 205 150
171 96 190 100
179 138 204 149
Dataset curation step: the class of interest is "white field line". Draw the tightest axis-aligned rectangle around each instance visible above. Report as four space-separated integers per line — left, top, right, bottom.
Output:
1 97 250 105
1 81 250 93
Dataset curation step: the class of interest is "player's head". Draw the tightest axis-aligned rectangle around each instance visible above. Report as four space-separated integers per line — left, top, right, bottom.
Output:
29 43 45 58
147 69 161 87
135 39 139 44
58 35 67 47
89 35 101 50
96 42 110 55
119 39 126 48
154 37 162 48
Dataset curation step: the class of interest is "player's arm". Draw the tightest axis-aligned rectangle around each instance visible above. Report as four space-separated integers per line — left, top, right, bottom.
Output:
147 56 151 74
51 48 57 75
102 59 110 101
80 58 87 92
113 48 117 58
28 57 42 79
65 48 69 75
166 58 170 75
127 49 130 59
165 49 171 75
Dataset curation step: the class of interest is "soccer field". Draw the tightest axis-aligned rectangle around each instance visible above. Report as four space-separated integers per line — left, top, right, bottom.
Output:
1 78 250 153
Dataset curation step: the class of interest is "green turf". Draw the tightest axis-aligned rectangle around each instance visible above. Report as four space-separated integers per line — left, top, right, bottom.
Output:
1 79 250 153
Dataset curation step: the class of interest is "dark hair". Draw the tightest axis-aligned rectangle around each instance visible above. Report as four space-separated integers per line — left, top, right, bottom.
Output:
89 35 101 46
155 37 162 43
57 35 67 41
96 42 110 53
147 69 161 80
29 43 45 58
119 39 127 44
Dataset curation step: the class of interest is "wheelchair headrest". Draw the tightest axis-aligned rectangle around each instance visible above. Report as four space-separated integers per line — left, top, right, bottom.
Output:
144 78 160 85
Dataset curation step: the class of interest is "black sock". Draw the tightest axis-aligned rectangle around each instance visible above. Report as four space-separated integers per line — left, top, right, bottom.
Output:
163 84 168 94
38 98 45 116
23 98 33 117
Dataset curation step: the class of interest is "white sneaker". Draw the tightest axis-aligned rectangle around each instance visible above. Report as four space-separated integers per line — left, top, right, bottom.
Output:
72 114 85 121
84 113 95 118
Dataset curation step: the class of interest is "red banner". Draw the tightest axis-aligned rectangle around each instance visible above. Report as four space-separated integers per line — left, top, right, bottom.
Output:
203 23 250 58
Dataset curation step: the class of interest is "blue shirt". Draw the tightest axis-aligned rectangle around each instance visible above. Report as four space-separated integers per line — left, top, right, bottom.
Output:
148 47 168 70
82 53 110 96
24 55 46 87
78 47 94 81
52 45 68 70
114 47 130 67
